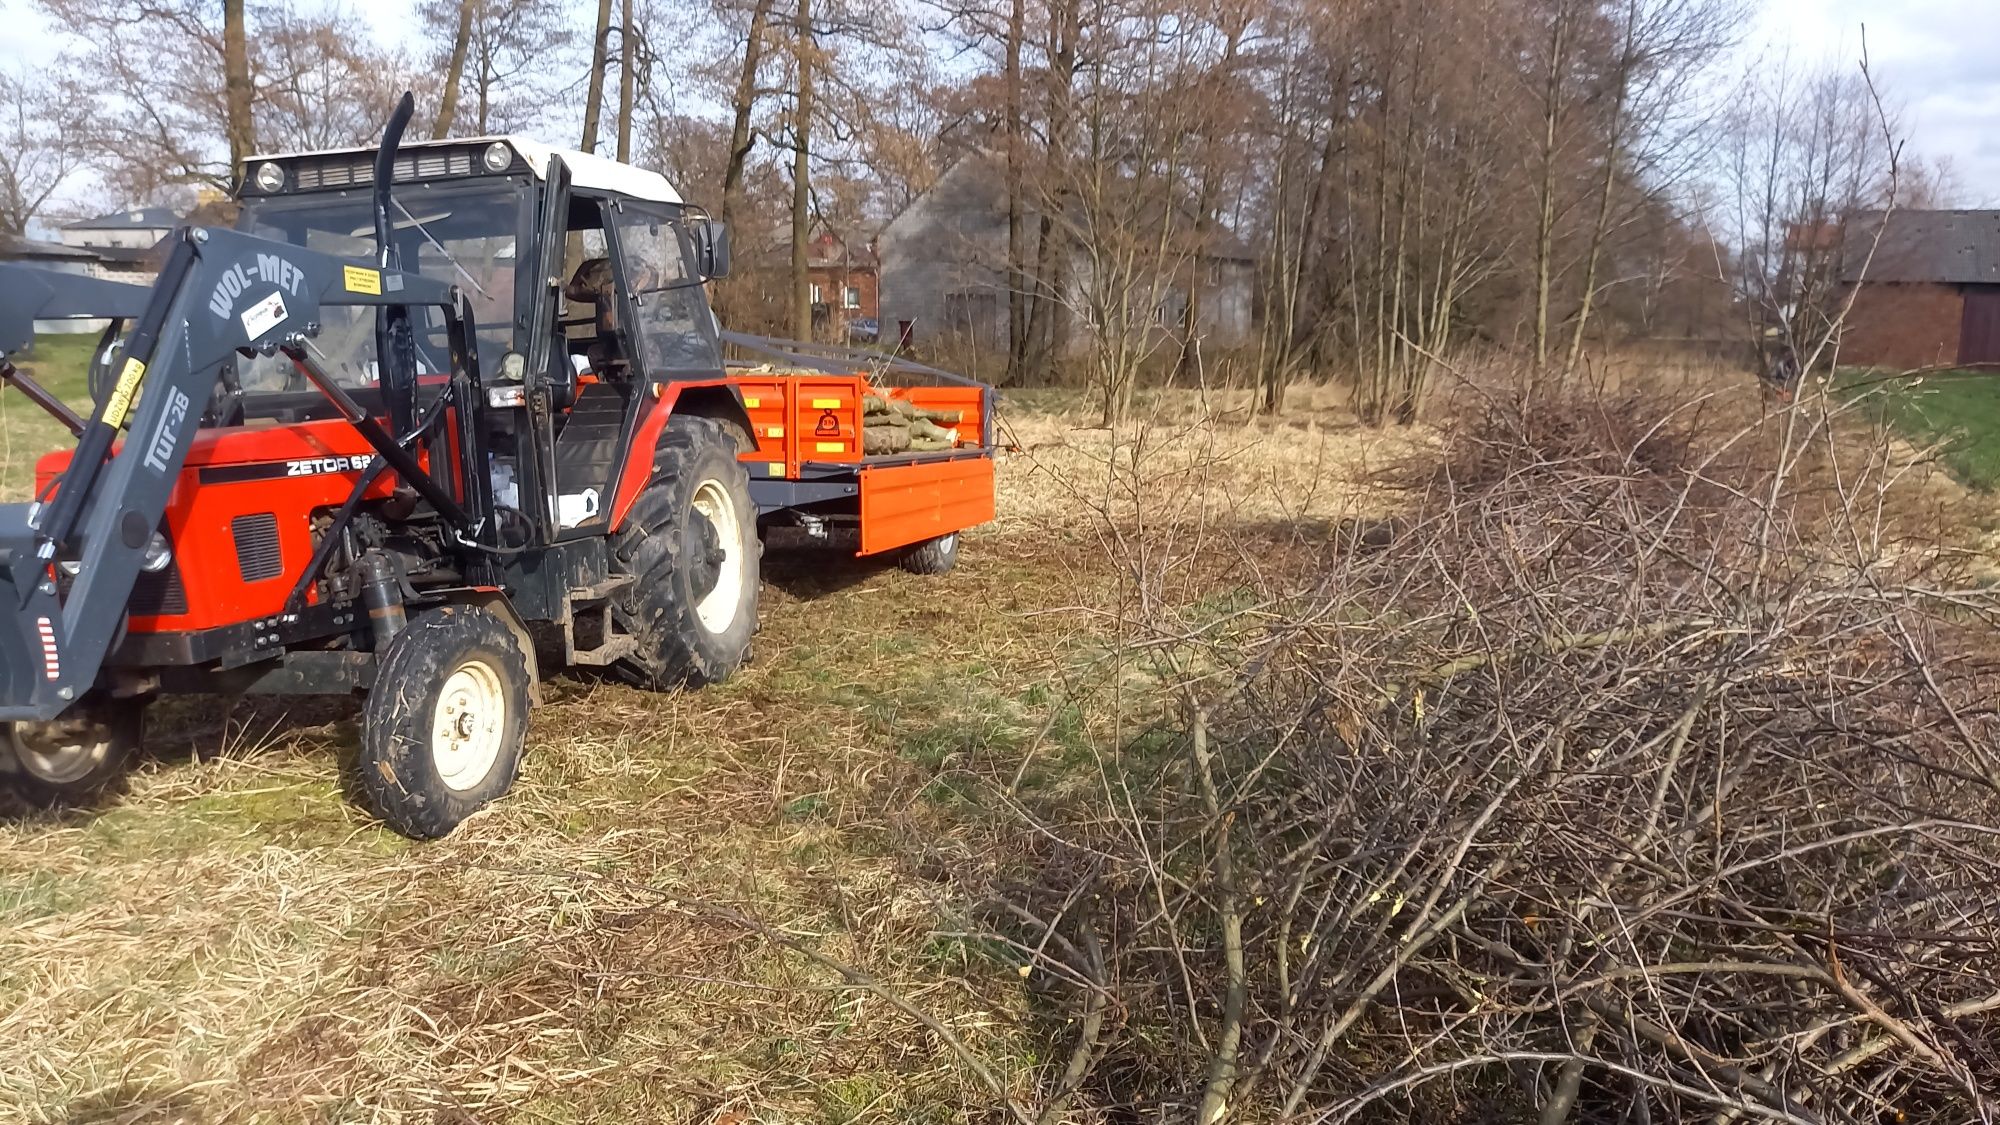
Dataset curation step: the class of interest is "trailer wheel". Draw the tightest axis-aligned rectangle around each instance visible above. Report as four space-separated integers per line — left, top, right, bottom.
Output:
611 415 759 688
2 697 144 805
898 532 960 575
356 605 532 839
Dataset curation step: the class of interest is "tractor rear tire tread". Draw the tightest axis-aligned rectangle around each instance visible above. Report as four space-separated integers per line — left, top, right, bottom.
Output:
356 605 532 840
610 415 760 689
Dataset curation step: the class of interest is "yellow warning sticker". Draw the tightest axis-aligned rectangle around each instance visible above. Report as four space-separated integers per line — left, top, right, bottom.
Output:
767 425 785 438
768 463 785 476
343 265 383 295
741 396 760 408
810 397 842 409
103 357 145 428
815 441 845 453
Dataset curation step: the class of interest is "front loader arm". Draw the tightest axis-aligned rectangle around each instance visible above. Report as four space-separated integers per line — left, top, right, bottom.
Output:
0 226 467 721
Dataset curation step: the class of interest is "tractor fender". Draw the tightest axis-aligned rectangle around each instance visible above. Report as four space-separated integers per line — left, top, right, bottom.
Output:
606 381 754 532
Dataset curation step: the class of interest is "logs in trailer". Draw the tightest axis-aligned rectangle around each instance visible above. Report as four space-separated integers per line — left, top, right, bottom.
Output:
0 96 994 837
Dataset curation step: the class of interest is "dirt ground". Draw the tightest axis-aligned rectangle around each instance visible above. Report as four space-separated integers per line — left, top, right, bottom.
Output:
0 385 1419 1124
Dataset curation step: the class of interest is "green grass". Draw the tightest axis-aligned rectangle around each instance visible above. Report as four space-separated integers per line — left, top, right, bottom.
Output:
0 333 97 499
12 331 98 401
1855 369 2000 490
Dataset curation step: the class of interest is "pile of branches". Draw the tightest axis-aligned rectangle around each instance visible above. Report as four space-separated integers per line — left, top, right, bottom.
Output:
978 383 2000 1122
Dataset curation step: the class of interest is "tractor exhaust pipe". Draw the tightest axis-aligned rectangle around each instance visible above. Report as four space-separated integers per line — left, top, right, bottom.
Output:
372 92 419 433
372 92 415 272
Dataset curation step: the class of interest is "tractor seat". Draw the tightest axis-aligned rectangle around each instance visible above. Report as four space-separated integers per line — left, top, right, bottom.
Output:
551 381 631 517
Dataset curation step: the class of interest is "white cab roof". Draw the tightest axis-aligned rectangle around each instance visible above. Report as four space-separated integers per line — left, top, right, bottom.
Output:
248 135 683 206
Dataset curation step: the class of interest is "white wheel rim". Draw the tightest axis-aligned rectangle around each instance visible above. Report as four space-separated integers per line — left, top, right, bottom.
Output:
431 658 506 792
691 478 746 634
10 719 113 785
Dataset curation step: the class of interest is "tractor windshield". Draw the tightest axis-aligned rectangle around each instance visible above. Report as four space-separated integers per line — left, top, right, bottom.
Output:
235 180 527 392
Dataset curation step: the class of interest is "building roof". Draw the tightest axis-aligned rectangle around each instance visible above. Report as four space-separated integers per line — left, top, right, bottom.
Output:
0 233 98 261
64 206 183 231
884 151 1254 263
247 135 683 206
1842 210 2000 284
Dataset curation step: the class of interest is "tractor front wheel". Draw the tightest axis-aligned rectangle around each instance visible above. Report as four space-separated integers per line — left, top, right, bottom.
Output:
611 415 760 688
2 696 144 805
356 605 532 839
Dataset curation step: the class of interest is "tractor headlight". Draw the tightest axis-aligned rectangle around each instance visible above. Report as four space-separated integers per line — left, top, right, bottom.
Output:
141 532 172 573
481 141 513 173
253 161 286 193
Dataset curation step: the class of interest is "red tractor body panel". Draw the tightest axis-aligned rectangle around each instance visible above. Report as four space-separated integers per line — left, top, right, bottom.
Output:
37 421 403 634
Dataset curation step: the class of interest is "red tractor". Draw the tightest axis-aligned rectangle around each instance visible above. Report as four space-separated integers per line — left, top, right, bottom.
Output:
0 97 993 836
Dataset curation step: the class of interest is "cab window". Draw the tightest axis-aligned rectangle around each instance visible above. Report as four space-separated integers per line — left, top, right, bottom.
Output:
609 207 719 374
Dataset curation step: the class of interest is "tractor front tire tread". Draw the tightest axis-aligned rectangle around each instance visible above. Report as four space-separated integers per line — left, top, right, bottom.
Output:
356 605 532 840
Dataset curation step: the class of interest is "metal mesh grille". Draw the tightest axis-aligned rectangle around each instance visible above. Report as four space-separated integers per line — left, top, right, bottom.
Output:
232 513 284 583
291 151 476 191
129 566 188 616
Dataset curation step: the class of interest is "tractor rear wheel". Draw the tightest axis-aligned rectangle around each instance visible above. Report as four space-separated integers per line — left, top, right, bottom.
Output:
610 415 759 688
356 605 532 839
2 696 144 805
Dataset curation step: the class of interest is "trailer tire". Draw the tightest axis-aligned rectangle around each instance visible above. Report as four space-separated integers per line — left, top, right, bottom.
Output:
2 697 144 806
356 605 532 839
611 415 759 688
898 532 960 575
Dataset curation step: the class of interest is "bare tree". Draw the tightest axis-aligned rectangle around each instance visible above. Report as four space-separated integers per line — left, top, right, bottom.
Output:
0 67 88 235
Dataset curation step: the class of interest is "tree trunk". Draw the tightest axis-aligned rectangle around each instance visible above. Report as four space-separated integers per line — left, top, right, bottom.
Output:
790 0 814 342
580 0 614 153
720 0 775 228
432 0 476 140
222 0 254 174
615 0 635 162
1003 0 1026 383
1531 5 1570 368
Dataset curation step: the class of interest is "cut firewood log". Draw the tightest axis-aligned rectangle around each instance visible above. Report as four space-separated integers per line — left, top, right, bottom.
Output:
864 422 911 455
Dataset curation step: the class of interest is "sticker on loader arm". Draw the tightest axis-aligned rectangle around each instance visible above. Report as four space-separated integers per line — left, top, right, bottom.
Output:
240 291 289 342
343 265 382 295
102 357 145 428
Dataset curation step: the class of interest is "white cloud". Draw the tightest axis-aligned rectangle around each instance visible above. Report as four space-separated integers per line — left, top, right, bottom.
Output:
1751 0 2000 204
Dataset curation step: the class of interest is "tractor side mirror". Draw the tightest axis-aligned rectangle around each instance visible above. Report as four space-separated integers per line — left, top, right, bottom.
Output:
693 219 731 280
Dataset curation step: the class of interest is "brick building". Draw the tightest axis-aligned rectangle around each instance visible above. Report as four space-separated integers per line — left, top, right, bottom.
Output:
1840 210 2000 370
805 230 880 343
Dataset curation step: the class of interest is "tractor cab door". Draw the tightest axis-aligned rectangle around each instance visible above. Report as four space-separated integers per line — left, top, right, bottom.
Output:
546 194 639 532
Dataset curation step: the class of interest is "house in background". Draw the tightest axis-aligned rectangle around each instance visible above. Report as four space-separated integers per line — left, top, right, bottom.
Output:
60 206 182 286
805 230 880 342
1839 210 2000 369
877 151 1256 355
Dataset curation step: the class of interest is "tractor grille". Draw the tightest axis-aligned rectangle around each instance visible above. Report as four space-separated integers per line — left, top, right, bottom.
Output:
55 562 187 616
232 513 284 582
129 566 188 617
290 150 476 191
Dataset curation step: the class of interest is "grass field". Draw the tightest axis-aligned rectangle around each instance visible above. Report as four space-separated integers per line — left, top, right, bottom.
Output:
1855 368 2000 490
1 333 96 502
0 381 1415 1122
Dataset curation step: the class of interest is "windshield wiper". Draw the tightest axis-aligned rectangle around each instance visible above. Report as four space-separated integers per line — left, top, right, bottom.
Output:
391 199 493 301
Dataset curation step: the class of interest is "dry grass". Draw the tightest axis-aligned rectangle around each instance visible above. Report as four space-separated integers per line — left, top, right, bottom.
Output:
2 366 1989 1123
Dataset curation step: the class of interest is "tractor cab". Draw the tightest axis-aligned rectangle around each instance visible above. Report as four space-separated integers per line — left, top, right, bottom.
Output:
226 136 736 540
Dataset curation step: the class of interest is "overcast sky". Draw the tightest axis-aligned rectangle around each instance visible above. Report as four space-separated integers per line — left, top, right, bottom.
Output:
2 0 1997 206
